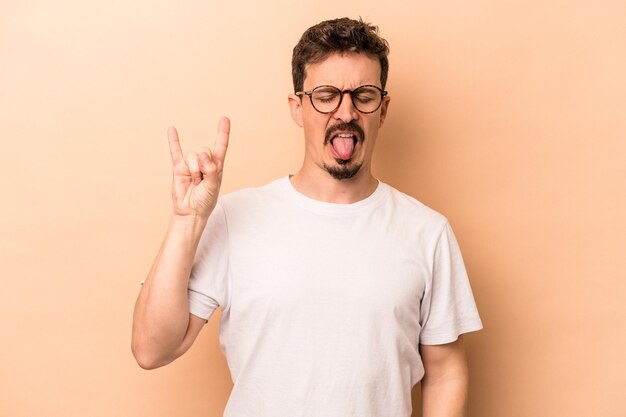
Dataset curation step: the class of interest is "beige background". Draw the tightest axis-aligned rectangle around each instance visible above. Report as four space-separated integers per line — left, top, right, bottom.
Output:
1 1 625 416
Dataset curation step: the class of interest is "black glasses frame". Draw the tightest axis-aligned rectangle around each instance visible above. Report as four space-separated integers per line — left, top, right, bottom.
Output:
295 84 388 114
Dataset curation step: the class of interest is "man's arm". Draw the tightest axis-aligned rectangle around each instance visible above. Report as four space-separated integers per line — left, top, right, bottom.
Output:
131 215 209 369
419 335 470 417
131 119 230 369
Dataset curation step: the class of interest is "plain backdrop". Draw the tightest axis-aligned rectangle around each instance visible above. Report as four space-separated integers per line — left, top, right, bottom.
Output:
1 1 625 416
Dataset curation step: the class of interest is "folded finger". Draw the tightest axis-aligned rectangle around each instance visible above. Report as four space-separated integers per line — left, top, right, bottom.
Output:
198 146 213 160
186 152 201 185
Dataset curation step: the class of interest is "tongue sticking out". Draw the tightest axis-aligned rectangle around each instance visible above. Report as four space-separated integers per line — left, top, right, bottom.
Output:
331 136 355 160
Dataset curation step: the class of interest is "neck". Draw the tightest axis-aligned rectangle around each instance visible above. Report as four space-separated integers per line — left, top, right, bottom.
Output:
289 167 378 204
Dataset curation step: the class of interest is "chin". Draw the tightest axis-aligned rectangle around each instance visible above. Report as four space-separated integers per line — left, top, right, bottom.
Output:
324 162 362 180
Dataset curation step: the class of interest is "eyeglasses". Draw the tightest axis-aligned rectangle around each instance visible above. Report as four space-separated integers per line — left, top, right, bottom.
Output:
295 85 388 114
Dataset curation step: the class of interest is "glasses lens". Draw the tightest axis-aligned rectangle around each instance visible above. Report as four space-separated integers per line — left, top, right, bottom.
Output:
311 87 341 113
352 86 382 113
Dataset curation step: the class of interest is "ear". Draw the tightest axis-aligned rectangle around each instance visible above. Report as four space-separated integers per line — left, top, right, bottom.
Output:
288 94 304 127
378 95 390 127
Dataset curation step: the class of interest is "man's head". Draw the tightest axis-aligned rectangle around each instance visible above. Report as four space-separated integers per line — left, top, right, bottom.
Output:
291 17 390 94
289 18 391 182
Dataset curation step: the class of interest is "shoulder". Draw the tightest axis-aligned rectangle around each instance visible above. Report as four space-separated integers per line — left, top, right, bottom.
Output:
382 183 449 234
216 176 289 214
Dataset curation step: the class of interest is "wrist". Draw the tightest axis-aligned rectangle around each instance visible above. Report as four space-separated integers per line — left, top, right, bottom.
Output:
169 212 210 234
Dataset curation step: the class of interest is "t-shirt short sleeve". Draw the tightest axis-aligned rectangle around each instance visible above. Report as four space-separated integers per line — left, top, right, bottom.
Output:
187 201 230 321
419 221 483 345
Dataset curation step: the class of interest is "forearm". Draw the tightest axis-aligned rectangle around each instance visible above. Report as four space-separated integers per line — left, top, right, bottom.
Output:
131 213 208 367
421 368 469 417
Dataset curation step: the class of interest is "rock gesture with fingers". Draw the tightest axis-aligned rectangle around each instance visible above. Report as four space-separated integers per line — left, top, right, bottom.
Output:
168 117 230 218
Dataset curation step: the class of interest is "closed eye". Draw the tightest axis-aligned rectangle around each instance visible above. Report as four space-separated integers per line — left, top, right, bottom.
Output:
317 95 338 103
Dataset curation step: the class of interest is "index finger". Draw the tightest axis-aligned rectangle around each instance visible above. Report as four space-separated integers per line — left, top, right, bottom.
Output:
213 116 230 163
167 127 184 166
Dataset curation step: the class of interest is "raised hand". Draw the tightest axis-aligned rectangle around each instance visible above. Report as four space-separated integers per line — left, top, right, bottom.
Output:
167 117 230 218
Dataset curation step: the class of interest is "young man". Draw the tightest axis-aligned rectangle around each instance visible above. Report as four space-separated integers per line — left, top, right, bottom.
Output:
132 17 482 417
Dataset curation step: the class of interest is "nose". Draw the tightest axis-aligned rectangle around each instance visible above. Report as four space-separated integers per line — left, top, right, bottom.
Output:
332 91 359 123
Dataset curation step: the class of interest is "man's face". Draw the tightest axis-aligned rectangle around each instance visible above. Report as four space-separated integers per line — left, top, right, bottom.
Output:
289 52 390 181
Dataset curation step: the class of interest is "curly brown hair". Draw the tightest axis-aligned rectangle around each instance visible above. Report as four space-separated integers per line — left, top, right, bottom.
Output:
291 17 390 93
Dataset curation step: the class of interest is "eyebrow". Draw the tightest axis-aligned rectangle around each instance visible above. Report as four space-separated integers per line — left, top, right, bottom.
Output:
306 82 380 90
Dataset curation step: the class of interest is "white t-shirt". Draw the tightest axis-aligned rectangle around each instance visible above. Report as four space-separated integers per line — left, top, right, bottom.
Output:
188 176 482 417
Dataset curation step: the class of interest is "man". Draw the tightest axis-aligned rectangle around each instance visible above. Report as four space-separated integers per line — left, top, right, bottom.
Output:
132 17 482 417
